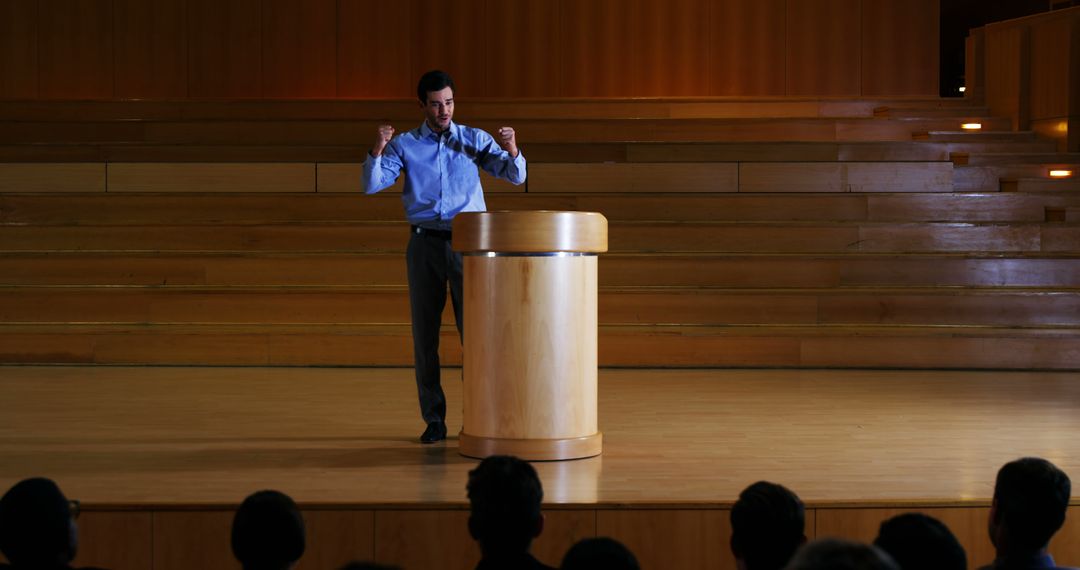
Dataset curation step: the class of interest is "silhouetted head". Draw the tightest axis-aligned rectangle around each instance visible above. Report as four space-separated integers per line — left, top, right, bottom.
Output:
784 538 899 570
0 477 78 567
730 481 806 570
467 455 544 557
561 537 640 570
989 457 1071 558
874 513 966 570
231 490 306 570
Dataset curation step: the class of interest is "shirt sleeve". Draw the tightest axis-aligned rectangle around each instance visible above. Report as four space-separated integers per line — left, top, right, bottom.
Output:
475 130 527 186
362 140 404 194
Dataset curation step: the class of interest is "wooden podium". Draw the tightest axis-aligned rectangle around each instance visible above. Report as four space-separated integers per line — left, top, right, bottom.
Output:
452 211 607 461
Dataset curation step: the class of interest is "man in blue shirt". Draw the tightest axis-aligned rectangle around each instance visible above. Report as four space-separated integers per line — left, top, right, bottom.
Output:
980 457 1075 570
362 70 527 443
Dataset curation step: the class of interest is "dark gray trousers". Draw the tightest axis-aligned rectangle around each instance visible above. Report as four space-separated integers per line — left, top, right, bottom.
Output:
406 228 464 425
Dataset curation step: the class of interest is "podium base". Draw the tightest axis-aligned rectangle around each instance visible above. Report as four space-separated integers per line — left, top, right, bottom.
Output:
458 432 602 461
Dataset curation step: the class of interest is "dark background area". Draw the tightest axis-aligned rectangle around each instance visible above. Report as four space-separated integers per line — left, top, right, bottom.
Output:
939 0 1074 96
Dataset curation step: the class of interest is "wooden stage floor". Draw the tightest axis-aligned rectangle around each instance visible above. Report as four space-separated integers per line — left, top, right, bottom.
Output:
2 365 1078 509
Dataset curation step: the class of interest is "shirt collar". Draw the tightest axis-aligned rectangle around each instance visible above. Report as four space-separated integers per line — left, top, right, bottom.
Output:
419 120 456 140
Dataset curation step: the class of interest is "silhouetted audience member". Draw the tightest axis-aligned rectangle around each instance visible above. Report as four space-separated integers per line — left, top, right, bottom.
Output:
467 455 554 570
731 481 807 570
784 538 899 570
0 477 105 570
980 457 1074 570
560 537 640 570
231 490 305 570
874 513 967 570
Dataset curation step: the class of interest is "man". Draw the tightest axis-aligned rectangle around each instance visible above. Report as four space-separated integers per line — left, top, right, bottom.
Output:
231 490 306 570
363 70 526 444
785 538 899 570
0 477 105 570
729 481 807 570
980 457 1074 570
466 455 553 570
874 513 967 570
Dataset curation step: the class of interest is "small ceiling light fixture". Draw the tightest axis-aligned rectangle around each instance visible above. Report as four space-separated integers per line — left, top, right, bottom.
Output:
959 86 967 93
1049 169 1073 178
961 123 982 130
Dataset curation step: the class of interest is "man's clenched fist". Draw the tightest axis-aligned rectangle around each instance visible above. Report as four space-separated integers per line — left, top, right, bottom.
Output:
497 127 518 158
372 124 394 157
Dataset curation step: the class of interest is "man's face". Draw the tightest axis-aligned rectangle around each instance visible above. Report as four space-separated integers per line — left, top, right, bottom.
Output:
421 86 454 133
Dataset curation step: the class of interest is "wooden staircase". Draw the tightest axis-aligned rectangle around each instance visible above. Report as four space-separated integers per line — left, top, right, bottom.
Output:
1 99 1078 369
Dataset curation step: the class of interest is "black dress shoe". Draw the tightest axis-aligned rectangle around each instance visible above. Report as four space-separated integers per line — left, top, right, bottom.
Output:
420 422 447 443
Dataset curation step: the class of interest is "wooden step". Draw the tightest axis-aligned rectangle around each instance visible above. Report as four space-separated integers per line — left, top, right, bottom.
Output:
7 193 1076 225
1002 178 1080 193
2 286 1076 328
0 98 982 122
0 117 1017 145
954 153 1080 167
955 164 1080 192
2 222 1077 254
2 323 1077 369
6 141 1055 164
3 253 1078 289
914 131 1038 143
873 106 991 118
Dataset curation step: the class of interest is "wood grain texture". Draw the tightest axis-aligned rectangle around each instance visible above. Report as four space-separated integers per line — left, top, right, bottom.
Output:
37 0 113 98
485 0 560 97
73 511 153 570
786 0 860 96
710 0 786 96
861 0 939 96
262 0 336 97
0 163 106 193
527 163 738 193
0 0 38 99
187 0 261 98
337 0 413 97
107 163 316 193
558 0 632 96
297 510 375 570
1029 15 1073 121
984 24 1030 130
631 0 711 96
598 510 732 570
153 510 236 570
453 211 608 253
409 0 485 99
113 0 188 98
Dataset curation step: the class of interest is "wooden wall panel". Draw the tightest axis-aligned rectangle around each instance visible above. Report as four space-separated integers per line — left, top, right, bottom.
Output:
1029 15 1072 120
337 0 413 98
0 0 38 99
984 25 1030 130
262 0 336 97
74 511 154 570
558 0 633 96
374 511 477 569
815 507 994 568
862 0 939 96
297 510 375 570
410 0 486 99
786 0 861 96
484 0 560 97
114 0 188 98
153 510 236 570
37 0 113 98
1055 506 1080 567
709 0 786 96
598 509 733 570
188 0 261 98
630 0 711 96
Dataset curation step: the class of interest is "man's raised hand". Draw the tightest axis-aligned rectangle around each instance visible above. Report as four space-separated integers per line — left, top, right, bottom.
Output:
497 127 518 158
372 124 394 157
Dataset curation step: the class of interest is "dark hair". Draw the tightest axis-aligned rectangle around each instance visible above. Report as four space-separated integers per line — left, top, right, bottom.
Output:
785 538 899 570
231 490 306 569
874 513 966 570
730 481 806 570
992 457 1071 553
561 537 640 570
417 70 455 103
467 455 544 555
0 477 77 566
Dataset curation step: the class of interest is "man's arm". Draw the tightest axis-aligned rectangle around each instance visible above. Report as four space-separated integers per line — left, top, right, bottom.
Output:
362 124 403 194
476 126 526 185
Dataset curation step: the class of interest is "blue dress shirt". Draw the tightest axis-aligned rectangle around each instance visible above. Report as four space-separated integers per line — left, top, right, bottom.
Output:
362 121 527 231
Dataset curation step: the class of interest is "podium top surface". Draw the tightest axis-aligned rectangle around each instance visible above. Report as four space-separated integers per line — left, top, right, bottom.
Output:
452 211 608 253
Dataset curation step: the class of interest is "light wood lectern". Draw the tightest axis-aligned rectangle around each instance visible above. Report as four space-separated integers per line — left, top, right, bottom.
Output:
452 211 608 461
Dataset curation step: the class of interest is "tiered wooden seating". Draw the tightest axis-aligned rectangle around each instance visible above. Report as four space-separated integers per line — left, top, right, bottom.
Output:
1 98 1078 369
